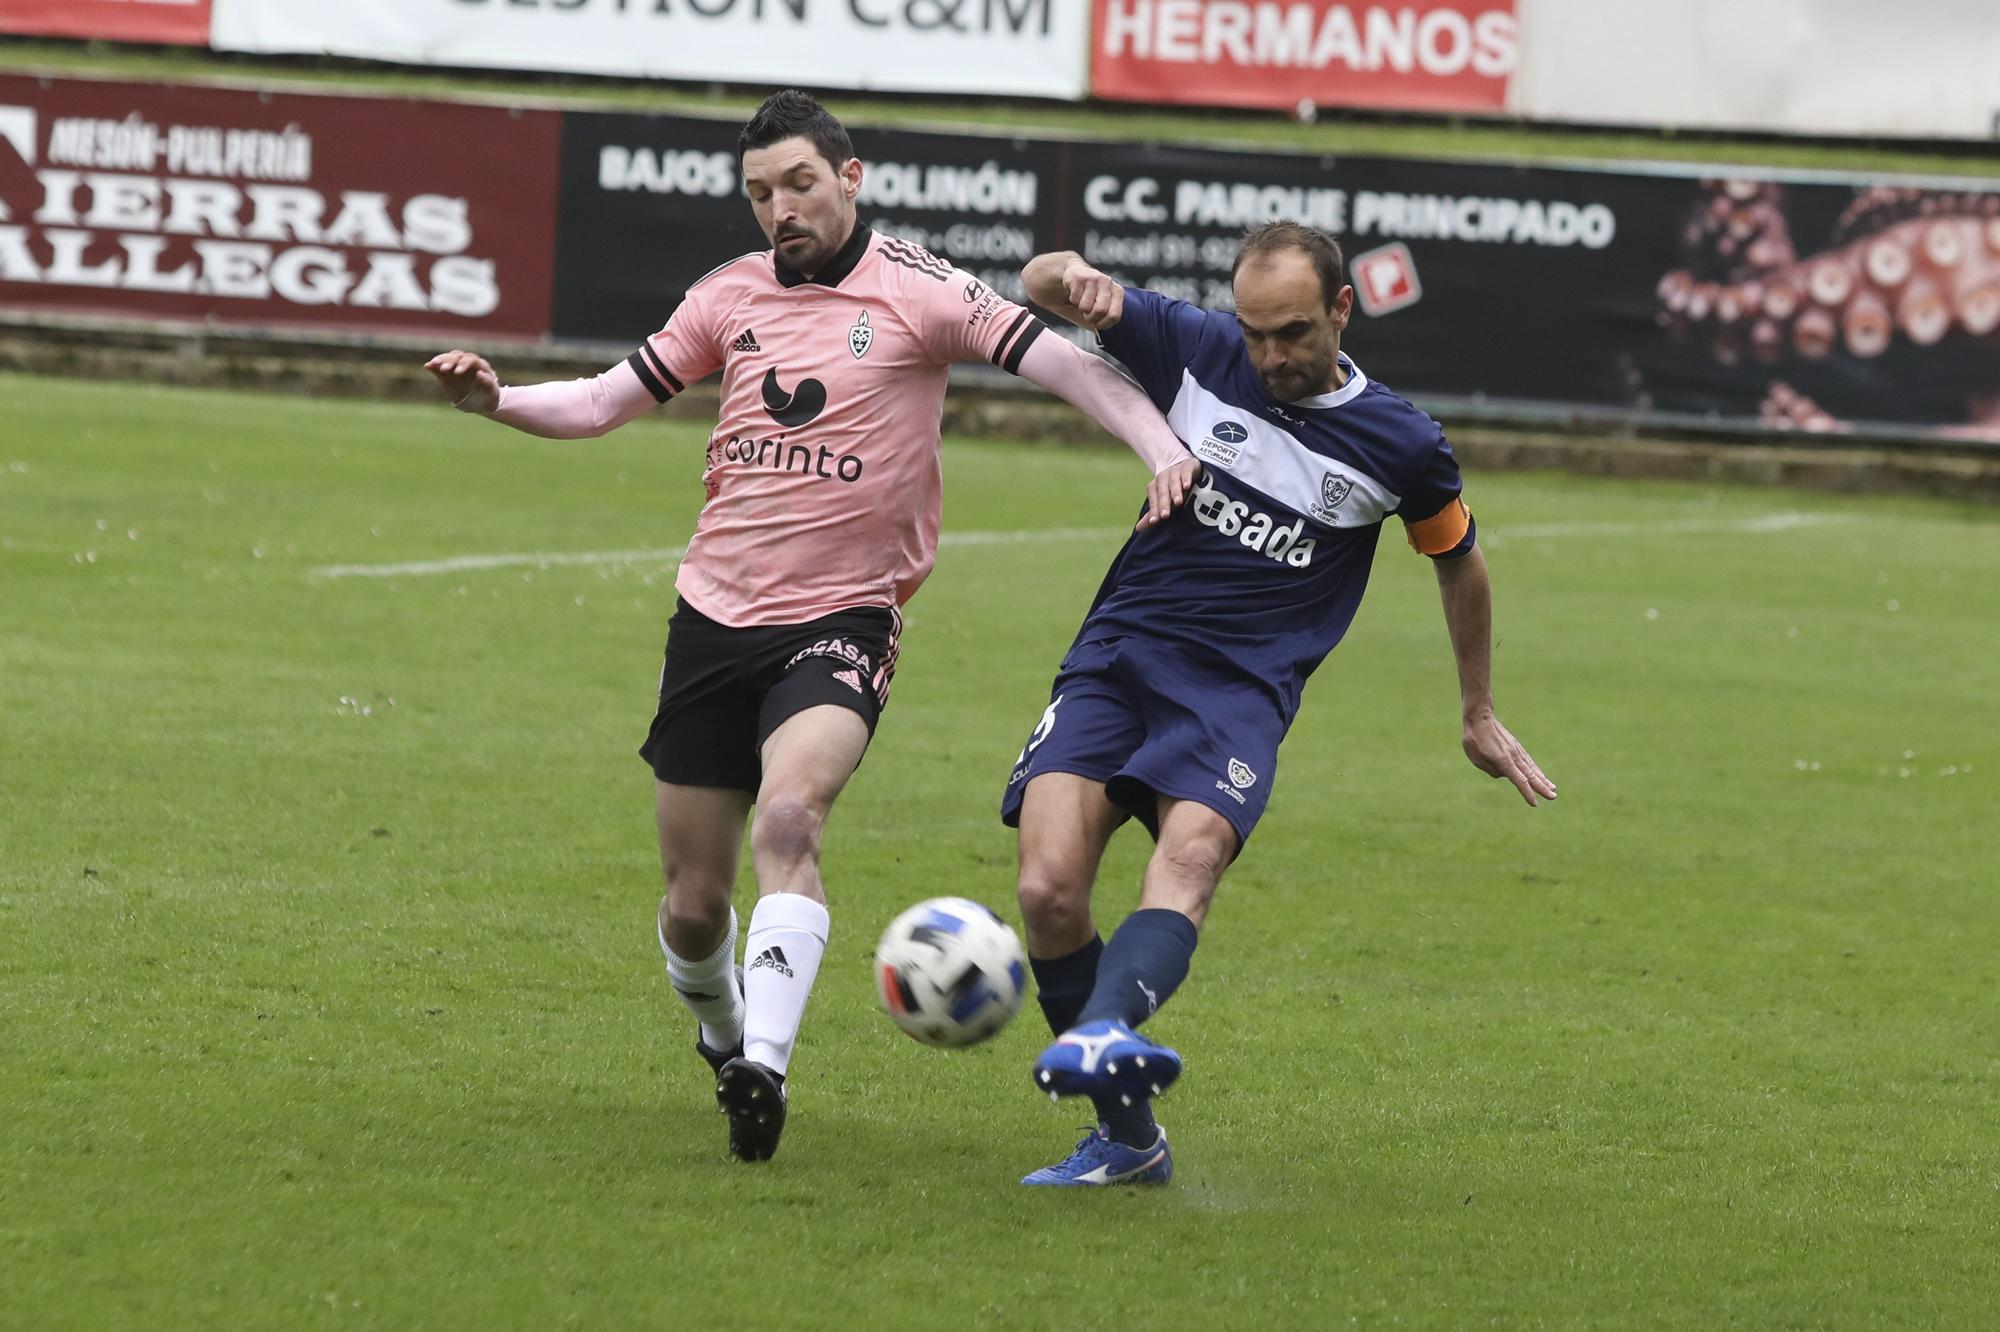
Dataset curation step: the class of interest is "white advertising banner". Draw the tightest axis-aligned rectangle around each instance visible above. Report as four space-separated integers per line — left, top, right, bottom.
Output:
1510 0 2000 141
209 0 1090 101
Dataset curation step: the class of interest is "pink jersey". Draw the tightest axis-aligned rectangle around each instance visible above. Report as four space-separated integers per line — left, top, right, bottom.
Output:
628 226 1045 628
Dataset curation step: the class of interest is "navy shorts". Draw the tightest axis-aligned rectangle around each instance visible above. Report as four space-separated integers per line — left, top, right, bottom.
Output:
999 638 1285 846
640 598 899 794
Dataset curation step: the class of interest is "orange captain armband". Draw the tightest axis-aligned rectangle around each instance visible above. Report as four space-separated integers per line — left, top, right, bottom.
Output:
1404 498 1473 556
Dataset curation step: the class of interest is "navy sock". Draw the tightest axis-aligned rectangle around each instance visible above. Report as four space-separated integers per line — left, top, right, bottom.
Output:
1094 1096 1158 1149
1032 937 1156 1148
1075 908 1199 1029
1029 935 1103 1037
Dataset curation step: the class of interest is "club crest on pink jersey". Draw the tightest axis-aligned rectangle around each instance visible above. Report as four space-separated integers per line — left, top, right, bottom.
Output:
848 310 873 359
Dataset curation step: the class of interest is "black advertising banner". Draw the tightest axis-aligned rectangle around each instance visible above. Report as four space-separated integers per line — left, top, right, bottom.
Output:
1060 143 1643 409
1641 179 2000 437
552 110 748 348
1059 144 2000 437
552 108 2000 439
553 112 1061 346
849 126 1063 309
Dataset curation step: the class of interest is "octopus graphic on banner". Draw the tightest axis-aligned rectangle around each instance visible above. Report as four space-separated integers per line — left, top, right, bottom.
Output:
1653 179 2000 439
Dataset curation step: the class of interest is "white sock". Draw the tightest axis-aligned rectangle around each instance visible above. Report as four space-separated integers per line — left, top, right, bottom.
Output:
741 893 830 1079
660 908 743 1052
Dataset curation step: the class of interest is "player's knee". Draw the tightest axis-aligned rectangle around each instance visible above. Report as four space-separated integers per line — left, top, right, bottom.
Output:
1159 830 1232 888
660 887 730 948
1016 862 1090 933
659 841 731 901
750 794 823 867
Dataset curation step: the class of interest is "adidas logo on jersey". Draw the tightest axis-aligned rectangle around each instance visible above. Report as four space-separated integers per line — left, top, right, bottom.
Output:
731 329 761 353
832 668 864 694
749 946 794 979
1188 469 1317 567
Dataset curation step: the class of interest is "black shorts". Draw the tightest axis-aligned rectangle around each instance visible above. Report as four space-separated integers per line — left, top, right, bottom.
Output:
639 598 901 794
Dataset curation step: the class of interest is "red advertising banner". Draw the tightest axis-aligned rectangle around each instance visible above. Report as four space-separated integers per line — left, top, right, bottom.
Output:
1091 0 1517 114
0 76 560 339
0 0 212 46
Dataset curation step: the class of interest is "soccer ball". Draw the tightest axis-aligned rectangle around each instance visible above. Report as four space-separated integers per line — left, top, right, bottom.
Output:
874 897 1028 1048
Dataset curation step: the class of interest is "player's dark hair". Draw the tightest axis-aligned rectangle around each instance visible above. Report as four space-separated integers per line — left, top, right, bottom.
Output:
738 90 855 173
1233 222 1346 310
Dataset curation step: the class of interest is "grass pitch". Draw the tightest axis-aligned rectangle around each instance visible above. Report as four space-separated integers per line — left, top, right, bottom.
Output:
2 372 1997 1329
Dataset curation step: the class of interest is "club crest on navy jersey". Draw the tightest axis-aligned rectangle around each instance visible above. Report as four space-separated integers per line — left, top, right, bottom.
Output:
1313 472 1354 521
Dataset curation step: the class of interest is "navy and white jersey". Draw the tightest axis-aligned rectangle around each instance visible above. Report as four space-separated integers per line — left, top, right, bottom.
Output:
1075 286 1475 717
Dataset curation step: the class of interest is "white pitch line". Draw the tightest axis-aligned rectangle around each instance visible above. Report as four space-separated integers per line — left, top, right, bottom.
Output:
312 512 1849 579
1487 511 1850 542
937 526 1123 548
310 526 1124 579
313 546 686 579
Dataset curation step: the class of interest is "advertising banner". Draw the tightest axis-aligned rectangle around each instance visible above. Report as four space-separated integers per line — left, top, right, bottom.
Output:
210 0 1090 101
554 111 1061 345
551 105 2000 437
1062 143 1630 404
0 0 211 46
0 75 561 339
1091 0 1518 114
1052 142 2000 437
1087 0 1993 143
1510 0 2000 143
5 75 1993 440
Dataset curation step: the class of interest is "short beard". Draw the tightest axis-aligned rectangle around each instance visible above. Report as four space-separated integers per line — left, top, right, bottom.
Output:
774 229 825 272
1275 356 1336 399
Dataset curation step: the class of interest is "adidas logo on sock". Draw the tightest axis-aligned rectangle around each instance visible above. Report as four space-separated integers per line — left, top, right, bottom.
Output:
731 329 761 353
748 945 793 978
674 986 720 1003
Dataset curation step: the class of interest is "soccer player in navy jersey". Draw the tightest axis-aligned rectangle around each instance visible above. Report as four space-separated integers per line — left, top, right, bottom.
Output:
1004 222 1557 1186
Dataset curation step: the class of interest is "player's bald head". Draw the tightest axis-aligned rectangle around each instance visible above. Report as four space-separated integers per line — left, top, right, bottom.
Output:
1233 222 1346 311
1232 221 1354 401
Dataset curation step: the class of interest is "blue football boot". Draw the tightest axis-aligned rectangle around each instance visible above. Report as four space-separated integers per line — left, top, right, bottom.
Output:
1031 1019 1182 1106
1021 1124 1172 1187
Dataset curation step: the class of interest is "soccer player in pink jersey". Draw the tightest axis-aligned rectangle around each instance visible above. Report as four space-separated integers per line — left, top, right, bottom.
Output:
424 91 1193 1163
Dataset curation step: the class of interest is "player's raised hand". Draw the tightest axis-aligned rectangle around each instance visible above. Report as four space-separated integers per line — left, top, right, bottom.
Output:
1137 457 1201 530
1062 261 1124 330
1462 711 1558 807
424 349 501 415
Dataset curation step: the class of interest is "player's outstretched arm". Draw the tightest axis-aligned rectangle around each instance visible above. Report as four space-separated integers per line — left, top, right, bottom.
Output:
421 352 660 440
1022 251 1125 330
1014 335 1196 528
1434 546 1558 807
425 349 501 415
